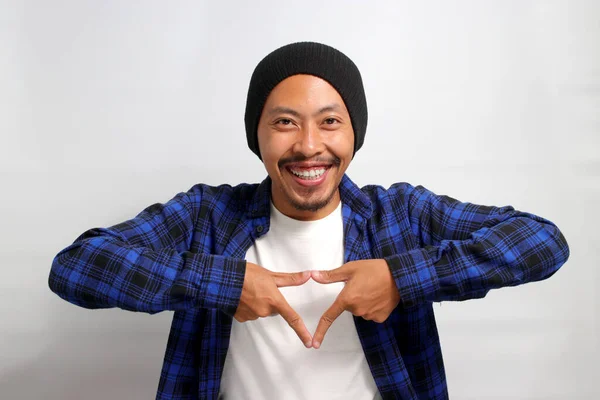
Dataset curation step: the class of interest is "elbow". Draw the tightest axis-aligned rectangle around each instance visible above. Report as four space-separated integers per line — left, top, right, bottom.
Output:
552 227 570 273
48 248 82 307
536 223 571 281
48 242 104 310
48 248 72 299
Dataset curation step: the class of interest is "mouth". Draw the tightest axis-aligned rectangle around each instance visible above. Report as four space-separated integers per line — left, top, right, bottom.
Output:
284 163 332 187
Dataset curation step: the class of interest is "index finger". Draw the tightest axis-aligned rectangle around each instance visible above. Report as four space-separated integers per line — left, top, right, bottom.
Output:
312 298 345 349
274 293 313 348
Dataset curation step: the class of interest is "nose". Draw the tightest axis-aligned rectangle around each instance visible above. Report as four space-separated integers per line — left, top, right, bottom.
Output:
292 122 326 157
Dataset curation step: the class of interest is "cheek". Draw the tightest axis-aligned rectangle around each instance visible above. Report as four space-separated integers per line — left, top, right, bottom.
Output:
261 135 291 159
259 137 285 170
327 133 354 158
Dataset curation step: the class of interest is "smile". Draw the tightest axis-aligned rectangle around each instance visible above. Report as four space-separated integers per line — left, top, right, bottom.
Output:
289 167 327 180
284 165 332 187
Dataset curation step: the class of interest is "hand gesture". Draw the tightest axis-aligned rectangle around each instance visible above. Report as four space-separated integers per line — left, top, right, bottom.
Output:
310 259 400 349
234 262 314 348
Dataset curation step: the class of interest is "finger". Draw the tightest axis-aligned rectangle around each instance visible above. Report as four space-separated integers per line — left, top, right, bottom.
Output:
312 299 345 349
272 270 311 288
274 294 313 348
311 265 351 284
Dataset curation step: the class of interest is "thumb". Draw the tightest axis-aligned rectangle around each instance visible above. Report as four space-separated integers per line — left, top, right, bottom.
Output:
311 265 350 284
272 270 311 288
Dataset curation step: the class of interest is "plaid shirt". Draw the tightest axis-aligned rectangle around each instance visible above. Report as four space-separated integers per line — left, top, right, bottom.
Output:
49 174 570 399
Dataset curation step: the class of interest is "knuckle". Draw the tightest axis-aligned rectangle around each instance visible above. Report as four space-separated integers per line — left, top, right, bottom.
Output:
240 313 255 322
372 314 386 323
287 315 301 327
353 307 366 316
321 314 335 325
256 307 272 318
363 313 385 323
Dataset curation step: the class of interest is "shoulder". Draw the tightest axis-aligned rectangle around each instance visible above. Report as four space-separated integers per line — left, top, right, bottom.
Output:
185 181 261 214
357 182 441 223
358 181 420 204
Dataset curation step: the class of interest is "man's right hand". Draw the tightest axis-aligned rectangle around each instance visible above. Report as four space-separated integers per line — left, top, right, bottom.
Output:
234 262 313 348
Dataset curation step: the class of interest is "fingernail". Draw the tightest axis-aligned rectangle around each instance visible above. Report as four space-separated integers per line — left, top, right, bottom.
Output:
304 341 312 348
313 341 320 349
312 271 320 278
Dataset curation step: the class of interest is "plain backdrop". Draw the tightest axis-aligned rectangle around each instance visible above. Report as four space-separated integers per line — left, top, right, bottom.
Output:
1 1 598 399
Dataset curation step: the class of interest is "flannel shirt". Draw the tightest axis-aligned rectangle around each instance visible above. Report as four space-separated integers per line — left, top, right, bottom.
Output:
49 173 570 399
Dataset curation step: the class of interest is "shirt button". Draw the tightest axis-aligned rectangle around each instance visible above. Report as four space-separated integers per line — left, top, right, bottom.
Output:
256 225 264 233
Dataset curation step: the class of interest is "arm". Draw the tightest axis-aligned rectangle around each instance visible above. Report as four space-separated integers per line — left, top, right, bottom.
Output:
384 183 570 309
48 184 245 316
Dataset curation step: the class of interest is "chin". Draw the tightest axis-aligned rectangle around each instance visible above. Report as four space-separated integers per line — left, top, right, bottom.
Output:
290 198 329 212
270 162 343 214
287 186 338 212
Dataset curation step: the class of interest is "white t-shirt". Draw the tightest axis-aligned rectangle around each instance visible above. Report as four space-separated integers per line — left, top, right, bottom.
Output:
219 200 381 400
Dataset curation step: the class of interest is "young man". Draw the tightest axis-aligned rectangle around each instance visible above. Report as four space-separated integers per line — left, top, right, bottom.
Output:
48 42 570 400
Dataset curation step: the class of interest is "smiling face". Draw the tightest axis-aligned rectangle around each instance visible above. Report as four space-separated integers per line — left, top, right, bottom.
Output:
257 74 355 221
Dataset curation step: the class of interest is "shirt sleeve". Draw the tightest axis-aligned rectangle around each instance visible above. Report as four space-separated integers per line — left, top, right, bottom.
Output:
48 185 246 316
384 183 571 309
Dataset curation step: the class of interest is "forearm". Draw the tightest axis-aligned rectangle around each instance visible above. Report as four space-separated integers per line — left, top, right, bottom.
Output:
48 226 246 315
385 210 570 308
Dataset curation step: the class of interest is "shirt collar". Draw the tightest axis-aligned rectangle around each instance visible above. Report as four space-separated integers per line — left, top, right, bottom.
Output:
247 175 272 219
247 173 373 221
339 173 373 220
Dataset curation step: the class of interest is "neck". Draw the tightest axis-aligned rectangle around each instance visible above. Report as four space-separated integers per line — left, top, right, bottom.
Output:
271 189 341 221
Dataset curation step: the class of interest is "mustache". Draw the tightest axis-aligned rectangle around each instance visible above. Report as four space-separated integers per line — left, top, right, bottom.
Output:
278 155 341 168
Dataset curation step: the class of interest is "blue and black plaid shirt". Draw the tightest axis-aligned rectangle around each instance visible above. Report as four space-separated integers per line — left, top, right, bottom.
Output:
49 174 570 399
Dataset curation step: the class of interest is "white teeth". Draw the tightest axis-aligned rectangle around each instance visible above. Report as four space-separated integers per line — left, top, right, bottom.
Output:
290 168 326 180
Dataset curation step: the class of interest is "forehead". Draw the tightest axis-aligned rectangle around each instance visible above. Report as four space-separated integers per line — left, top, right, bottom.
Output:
263 74 347 110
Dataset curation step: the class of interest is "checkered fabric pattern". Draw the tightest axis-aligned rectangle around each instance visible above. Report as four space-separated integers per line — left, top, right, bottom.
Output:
49 174 570 399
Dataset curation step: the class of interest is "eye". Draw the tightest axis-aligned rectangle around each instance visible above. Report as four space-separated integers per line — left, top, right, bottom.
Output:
276 118 293 125
323 118 339 125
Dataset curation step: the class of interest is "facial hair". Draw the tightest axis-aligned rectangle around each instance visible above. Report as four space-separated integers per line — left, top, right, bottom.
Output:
287 182 339 212
278 155 342 213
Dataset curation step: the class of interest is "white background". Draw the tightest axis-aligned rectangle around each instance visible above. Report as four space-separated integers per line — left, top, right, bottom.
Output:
1 1 598 399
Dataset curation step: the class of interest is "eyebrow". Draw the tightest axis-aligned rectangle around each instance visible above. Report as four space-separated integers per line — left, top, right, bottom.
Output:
266 103 342 118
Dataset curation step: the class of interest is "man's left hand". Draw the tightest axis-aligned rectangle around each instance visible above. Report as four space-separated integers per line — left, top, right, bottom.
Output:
310 259 401 349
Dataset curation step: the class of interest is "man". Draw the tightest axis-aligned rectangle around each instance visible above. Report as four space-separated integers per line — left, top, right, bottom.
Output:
48 42 570 400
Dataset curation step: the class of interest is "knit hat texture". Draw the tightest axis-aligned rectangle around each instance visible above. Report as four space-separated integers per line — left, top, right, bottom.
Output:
244 41 368 160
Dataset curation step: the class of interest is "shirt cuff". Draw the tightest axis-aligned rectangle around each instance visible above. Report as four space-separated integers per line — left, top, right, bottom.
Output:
384 246 440 309
193 253 247 317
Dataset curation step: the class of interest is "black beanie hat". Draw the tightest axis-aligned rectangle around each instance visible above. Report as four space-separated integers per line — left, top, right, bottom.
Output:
244 41 368 161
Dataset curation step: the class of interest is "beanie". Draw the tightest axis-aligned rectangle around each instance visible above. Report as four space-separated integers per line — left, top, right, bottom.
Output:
244 41 368 161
